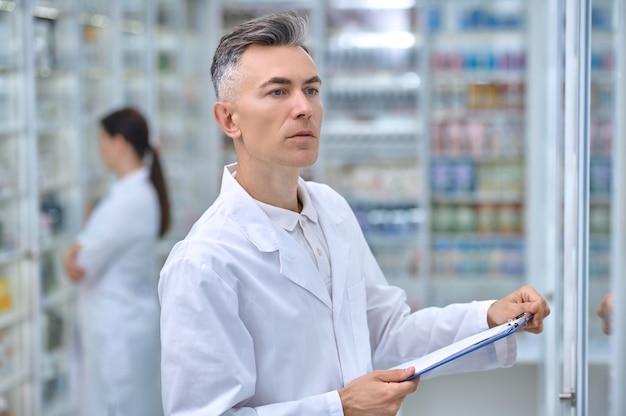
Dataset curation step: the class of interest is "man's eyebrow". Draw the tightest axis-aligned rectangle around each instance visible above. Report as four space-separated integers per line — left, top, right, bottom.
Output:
259 77 291 88
305 75 322 85
259 75 322 89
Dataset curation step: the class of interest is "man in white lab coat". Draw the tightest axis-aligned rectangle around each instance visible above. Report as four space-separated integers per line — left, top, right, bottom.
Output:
158 11 550 416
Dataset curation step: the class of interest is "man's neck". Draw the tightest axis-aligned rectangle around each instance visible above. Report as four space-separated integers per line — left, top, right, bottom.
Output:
235 163 301 212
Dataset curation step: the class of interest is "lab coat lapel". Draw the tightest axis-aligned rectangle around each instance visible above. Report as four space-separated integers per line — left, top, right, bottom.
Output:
223 169 332 310
235 208 333 310
276 231 332 310
317 206 350 316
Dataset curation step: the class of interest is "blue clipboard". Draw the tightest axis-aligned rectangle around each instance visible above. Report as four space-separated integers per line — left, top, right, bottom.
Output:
393 312 534 381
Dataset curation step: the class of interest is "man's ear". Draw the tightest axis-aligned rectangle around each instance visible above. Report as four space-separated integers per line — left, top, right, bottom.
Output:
214 102 241 139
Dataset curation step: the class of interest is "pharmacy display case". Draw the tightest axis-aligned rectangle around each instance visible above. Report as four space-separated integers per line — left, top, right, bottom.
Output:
585 0 616 414
155 0 213 255
0 0 200 413
0 2 33 415
607 1 626 414
423 1 528 307
76 0 157 207
30 1 82 414
120 1 154 114
77 0 115 205
321 0 426 309
0 0 82 414
1 0 621 414
588 0 613 353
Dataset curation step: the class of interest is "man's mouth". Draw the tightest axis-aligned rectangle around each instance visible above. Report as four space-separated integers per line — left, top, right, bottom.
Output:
289 130 314 138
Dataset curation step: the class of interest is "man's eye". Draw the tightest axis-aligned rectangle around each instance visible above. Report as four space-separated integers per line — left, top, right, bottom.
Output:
270 89 284 96
305 87 319 95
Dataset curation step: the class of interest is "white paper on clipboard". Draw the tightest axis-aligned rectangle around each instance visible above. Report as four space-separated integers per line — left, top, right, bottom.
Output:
391 313 533 381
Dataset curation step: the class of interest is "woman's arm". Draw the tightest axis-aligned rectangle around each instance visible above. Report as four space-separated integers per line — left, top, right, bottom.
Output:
63 242 85 282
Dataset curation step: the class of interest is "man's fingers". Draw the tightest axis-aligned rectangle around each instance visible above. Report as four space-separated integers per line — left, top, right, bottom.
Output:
377 368 415 383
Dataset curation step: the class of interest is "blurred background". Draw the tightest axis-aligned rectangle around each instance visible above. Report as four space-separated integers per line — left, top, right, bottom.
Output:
0 0 623 415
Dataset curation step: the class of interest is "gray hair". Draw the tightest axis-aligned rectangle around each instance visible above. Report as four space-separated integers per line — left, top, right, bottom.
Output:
210 11 310 101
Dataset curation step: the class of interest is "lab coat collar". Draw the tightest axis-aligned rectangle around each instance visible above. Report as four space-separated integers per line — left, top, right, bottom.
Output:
251 180 318 233
111 166 150 196
221 164 350 310
221 164 280 253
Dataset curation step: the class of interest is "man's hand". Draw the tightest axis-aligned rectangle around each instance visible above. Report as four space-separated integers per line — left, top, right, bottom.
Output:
487 285 551 333
597 292 614 335
338 368 419 416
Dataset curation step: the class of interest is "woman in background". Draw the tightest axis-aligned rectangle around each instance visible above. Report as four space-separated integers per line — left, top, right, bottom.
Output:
63 108 170 415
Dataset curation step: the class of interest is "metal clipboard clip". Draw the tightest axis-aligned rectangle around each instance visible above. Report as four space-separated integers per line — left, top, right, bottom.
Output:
507 312 534 330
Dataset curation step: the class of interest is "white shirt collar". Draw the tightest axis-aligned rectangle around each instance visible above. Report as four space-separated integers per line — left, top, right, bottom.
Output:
111 166 150 195
225 163 318 232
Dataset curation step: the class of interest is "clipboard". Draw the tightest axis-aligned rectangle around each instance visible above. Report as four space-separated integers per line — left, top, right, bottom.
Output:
392 312 533 381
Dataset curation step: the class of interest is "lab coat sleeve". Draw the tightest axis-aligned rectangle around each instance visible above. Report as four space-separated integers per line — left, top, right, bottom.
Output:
76 192 153 282
159 255 345 416
355 217 515 377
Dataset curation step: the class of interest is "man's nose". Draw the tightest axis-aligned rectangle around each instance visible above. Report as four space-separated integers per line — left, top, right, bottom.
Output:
291 91 313 118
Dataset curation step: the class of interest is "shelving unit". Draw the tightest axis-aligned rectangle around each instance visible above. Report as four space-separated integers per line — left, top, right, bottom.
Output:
587 0 613 356
77 0 115 205
423 1 528 307
321 1 426 309
155 0 186 244
119 1 154 114
0 1 620 414
0 0 209 413
0 1 73 414
0 0 33 413
30 2 82 414
155 0 213 257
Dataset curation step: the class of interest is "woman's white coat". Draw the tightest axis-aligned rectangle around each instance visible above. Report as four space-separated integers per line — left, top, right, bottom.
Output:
74 167 162 416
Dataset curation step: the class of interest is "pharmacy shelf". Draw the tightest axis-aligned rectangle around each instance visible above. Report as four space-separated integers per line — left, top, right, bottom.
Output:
0 368 29 396
0 0 36 412
0 250 24 267
423 1 529 305
0 310 27 332
30 0 82 414
322 2 426 305
0 0 199 413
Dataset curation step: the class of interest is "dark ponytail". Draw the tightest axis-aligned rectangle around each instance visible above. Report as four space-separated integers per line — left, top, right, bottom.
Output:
148 149 170 237
100 108 171 237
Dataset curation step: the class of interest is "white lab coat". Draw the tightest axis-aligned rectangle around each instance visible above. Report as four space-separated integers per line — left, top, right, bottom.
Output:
73 167 163 416
158 164 516 416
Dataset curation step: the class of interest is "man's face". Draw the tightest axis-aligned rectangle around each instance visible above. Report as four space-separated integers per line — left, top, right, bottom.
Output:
227 44 323 171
